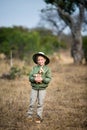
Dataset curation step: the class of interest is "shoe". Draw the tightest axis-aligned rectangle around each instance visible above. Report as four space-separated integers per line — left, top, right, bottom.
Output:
35 116 43 124
27 116 33 121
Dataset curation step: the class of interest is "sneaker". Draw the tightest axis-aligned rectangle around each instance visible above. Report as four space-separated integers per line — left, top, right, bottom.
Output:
35 116 43 124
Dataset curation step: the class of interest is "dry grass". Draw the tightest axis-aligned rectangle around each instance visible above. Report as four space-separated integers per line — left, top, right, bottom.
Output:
0 52 87 130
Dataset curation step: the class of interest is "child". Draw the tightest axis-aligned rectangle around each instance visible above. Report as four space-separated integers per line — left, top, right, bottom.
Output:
27 52 51 123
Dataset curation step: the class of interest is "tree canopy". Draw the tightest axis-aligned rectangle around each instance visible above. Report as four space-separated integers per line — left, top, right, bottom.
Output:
41 0 87 64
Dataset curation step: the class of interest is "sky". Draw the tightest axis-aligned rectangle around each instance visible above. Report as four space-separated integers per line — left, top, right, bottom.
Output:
0 0 46 28
0 0 87 35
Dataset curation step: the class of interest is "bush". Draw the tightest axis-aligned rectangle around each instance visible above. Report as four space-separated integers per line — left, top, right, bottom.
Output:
9 67 21 79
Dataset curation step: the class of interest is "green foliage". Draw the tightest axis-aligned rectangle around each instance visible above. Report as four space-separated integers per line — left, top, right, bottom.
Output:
44 0 87 14
0 41 10 55
9 67 21 79
1 65 30 80
0 26 67 59
44 0 75 14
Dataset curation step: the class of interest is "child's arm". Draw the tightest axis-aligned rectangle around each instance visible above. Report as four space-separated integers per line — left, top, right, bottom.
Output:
42 68 51 84
29 67 35 83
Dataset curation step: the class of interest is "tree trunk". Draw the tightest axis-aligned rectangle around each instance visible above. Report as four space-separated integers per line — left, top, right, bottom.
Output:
71 28 84 64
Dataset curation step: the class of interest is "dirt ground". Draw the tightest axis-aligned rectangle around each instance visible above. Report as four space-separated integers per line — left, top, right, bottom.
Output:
0 51 87 130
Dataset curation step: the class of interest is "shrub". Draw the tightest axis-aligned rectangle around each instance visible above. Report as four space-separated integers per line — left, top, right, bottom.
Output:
9 67 21 79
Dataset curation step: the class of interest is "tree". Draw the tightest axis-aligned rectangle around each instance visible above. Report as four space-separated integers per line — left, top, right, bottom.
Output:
42 0 87 64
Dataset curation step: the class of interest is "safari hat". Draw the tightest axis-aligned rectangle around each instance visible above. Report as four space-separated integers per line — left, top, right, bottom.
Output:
33 52 50 65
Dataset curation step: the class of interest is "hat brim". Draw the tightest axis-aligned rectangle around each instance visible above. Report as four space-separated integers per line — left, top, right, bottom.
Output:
33 53 50 65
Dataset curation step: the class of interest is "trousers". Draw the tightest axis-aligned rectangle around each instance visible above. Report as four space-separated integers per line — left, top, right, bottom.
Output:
28 89 46 118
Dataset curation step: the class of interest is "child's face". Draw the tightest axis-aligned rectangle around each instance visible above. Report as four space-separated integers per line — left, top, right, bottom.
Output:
37 56 46 66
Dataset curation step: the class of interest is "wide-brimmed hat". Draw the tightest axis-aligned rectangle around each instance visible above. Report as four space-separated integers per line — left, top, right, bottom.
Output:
32 52 50 65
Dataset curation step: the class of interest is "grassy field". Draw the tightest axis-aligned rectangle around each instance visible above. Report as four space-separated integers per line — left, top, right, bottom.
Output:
0 51 87 130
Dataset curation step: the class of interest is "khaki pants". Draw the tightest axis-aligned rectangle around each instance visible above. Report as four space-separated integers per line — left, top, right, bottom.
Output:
28 89 46 119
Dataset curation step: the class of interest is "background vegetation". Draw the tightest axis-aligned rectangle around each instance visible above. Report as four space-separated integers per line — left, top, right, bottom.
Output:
0 26 87 63
0 26 66 59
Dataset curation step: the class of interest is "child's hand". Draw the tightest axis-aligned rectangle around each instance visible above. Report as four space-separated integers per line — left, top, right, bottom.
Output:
35 75 42 83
